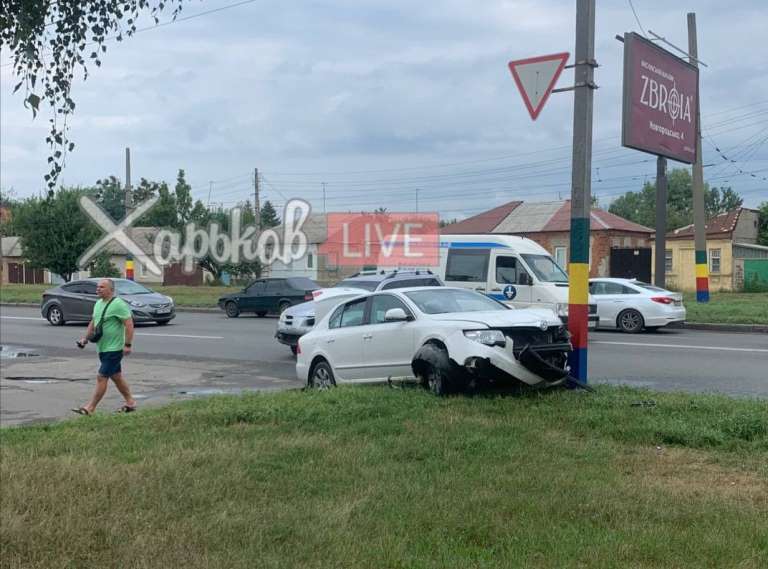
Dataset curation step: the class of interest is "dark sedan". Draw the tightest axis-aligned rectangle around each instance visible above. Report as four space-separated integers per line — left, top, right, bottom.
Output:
218 277 319 318
41 278 176 326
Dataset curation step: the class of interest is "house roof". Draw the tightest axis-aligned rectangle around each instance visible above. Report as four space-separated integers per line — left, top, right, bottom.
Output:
272 214 328 244
442 200 652 235
667 208 752 239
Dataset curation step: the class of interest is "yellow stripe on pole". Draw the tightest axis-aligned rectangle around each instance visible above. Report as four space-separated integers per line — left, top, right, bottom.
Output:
568 262 590 305
695 264 708 278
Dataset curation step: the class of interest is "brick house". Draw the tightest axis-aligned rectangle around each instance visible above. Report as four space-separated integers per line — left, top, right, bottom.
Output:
441 200 654 279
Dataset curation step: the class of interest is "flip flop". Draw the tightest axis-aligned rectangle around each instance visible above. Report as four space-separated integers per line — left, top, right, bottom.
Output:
116 405 137 413
71 407 92 416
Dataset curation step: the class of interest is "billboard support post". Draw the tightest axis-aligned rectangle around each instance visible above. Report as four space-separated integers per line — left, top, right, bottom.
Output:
688 12 709 303
567 0 596 384
654 156 667 287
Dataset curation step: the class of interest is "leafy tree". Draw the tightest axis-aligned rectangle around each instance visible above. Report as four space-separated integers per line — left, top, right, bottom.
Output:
2 0 186 190
439 218 457 228
608 169 744 231
758 202 768 247
174 169 193 225
88 252 121 278
10 188 100 281
260 200 280 228
93 176 125 221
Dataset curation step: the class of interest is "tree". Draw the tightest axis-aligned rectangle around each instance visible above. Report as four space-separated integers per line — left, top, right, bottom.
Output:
93 176 125 221
439 218 457 228
260 200 280 228
10 188 100 281
608 169 744 231
758 202 768 247
2 0 186 190
88 252 121 278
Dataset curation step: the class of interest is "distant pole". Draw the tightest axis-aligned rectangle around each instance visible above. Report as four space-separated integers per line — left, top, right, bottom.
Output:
321 182 327 214
567 0 596 384
254 168 261 233
124 147 135 280
207 181 214 207
688 13 708 302
654 156 668 287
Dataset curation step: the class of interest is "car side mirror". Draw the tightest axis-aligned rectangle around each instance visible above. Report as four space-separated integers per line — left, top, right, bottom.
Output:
384 308 409 322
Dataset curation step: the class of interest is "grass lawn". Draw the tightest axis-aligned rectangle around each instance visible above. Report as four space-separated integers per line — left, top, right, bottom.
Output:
683 291 768 324
0 283 238 308
1 386 766 568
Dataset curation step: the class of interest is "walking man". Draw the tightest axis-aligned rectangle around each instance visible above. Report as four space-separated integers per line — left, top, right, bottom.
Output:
73 279 137 415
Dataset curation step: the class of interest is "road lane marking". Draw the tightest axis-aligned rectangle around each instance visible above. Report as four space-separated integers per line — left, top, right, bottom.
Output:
136 333 223 340
1 316 43 320
593 341 768 354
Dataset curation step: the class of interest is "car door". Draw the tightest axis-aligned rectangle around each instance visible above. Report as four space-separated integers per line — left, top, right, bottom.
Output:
361 294 416 380
261 279 287 313
589 281 626 327
61 281 94 321
489 253 532 306
325 297 369 381
77 281 99 321
240 281 265 312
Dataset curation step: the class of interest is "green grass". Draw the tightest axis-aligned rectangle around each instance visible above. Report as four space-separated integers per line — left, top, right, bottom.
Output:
683 291 768 324
0 283 238 308
2 386 766 568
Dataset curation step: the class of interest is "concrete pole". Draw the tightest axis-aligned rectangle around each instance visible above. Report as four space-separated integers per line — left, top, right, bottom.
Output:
654 156 668 287
124 147 135 280
567 0 596 383
688 13 709 302
254 168 261 233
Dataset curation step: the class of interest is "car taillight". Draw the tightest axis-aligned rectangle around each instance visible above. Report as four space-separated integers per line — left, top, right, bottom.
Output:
651 296 674 305
304 293 314 301
296 342 301 355
312 290 323 299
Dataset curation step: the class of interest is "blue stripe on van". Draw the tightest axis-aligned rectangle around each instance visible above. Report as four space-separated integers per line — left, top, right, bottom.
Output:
487 293 506 300
439 241 511 249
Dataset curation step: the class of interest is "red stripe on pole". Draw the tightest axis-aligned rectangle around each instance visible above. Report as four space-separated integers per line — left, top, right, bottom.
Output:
696 277 709 292
567 304 589 349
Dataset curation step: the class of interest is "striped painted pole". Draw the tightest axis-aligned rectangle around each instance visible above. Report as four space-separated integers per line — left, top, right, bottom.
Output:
567 0 596 383
568 219 590 382
125 257 135 281
695 250 709 302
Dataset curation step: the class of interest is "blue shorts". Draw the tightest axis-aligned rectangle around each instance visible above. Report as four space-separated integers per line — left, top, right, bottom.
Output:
98 351 123 377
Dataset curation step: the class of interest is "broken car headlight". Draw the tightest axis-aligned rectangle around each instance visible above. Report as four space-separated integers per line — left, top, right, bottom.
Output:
463 329 506 347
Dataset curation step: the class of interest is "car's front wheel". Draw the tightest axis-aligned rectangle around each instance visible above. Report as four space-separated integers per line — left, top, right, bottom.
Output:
46 305 65 326
308 360 335 390
413 343 459 396
617 309 644 333
225 301 240 318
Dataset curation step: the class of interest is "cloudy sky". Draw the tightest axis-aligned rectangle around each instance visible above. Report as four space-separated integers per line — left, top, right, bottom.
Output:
2 0 767 220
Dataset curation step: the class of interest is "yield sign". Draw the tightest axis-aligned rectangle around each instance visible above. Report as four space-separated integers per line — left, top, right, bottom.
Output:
508 52 569 120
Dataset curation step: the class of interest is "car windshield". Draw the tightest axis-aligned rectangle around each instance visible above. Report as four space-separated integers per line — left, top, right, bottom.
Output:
335 279 379 291
405 289 509 314
521 254 568 283
115 281 152 295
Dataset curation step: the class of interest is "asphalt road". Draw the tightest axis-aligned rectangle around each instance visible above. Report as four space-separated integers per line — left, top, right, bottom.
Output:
2 305 767 398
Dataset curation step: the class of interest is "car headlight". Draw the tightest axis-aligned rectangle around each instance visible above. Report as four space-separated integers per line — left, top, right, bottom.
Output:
167 296 174 305
128 300 146 308
463 329 506 347
556 303 569 317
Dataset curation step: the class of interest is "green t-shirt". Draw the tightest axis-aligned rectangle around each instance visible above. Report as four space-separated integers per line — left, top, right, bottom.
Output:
92 297 132 353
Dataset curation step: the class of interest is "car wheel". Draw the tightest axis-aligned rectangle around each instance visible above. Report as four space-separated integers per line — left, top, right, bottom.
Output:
256 311 268 318
308 360 335 390
413 343 459 396
46 305 65 326
278 302 291 314
290 345 298 356
225 301 240 318
617 309 644 333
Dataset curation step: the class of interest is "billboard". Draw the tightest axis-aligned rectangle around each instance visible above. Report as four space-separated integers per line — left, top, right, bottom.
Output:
622 32 699 164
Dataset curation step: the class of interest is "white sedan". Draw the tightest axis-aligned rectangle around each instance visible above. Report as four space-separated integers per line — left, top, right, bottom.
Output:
296 287 572 394
588 278 686 333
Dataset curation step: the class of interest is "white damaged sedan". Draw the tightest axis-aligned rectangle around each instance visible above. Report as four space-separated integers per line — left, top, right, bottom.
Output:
296 287 572 395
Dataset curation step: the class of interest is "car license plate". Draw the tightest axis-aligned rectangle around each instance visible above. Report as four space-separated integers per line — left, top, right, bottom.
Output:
155 307 172 314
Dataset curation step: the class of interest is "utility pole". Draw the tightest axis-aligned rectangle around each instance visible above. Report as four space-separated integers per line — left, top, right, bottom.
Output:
688 12 709 302
654 156 668 287
254 168 261 232
124 147 135 280
321 182 327 214
567 0 596 384
207 181 214 207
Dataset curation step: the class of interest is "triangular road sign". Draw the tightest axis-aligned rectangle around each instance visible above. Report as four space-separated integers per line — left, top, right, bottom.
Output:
508 52 569 120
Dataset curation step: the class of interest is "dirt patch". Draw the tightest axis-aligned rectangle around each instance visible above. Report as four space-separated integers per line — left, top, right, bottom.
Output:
620 446 768 506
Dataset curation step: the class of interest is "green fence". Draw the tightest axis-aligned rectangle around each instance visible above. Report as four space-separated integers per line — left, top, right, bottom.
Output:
744 259 768 292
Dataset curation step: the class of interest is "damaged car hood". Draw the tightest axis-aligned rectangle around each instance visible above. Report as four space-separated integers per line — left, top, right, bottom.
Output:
425 309 561 329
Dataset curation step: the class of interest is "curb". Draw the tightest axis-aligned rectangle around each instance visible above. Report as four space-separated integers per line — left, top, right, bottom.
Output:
682 322 768 334
1 302 221 314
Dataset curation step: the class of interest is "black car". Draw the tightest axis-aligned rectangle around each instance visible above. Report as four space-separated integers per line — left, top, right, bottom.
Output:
40 278 176 326
218 277 320 318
